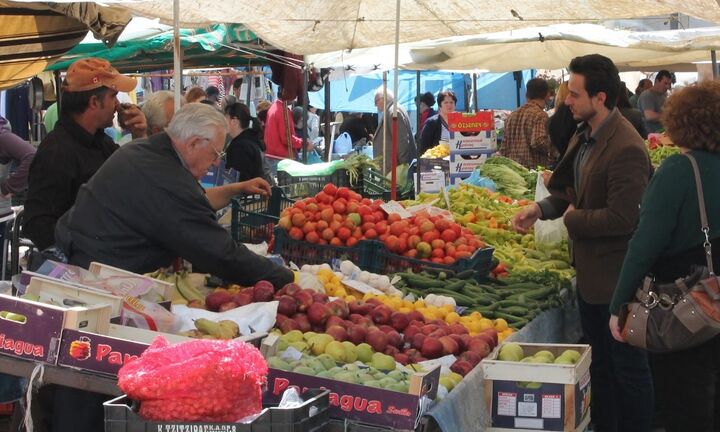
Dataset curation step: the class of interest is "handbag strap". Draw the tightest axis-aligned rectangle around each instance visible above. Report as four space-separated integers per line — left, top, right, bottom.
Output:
685 153 715 275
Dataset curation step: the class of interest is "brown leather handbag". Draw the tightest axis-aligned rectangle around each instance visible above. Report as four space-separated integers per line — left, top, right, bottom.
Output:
620 153 720 353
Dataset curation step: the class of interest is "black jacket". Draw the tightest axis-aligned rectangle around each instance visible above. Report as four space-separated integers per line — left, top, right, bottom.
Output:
24 115 118 250
418 114 446 156
547 104 579 160
225 129 264 182
619 107 648 139
55 132 294 289
339 116 370 144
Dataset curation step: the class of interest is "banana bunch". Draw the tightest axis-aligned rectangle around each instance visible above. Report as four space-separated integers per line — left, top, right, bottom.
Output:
179 318 239 339
421 143 449 159
146 269 205 307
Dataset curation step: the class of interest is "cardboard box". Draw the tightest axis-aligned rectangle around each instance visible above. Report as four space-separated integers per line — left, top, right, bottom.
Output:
448 111 494 132
416 158 449 194
25 275 124 318
0 293 111 365
87 262 175 302
449 153 488 176
482 343 591 431
261 335 440 431
58 323 268 377
449 131 498 154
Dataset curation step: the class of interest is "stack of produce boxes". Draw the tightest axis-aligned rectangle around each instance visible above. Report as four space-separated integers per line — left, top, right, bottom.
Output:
448 111 497 185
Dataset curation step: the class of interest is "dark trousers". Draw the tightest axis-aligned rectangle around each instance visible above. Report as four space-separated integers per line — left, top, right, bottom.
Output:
652 335 720 432
578 294 654 432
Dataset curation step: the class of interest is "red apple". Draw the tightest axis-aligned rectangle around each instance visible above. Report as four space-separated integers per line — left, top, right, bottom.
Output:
276 295 298 316
275 313 289 327
312 292 329 303
325 315 346 329
205 291 232 312
449 323 469 335
421 337 444 359
467 338 491 357
394 353 410 365
390 312 410 332
384 345 400 356
459 351 482 367
378 324 395 334
327 299 349 319
411 333 426 350
404 324 421 340
218 301 238 312
346 324 368 345
366 329 389 352
370 305 393 325
307 303 331 326
428 329 448 339
253 283 275 302
294 313 311 332
421 324 439 336
479 328 499 347
232 292 254 307
407 310 425 323
326 325 348 342
449 334 466 351
450 359 474 377
348 300 373 315
438 335 460 356
281 282 302 296
293 290 314 312
279 319 300 333
386 330 403 349
365 298 383 307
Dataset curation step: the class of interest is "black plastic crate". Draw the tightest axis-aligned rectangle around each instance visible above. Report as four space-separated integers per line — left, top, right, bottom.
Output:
104 388 330 432
365 241 495 277
231 187 295 244
277 168 352 189
272 227 374 268
361 168 413 201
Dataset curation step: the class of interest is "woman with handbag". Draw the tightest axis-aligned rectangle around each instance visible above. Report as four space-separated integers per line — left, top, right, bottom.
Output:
609 81 720 431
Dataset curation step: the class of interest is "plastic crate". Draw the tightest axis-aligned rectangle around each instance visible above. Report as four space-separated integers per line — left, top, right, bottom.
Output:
277 168 352 189
104 389 330 432
361 168 413 201
272 227 375 268
366 240 495 276
231 187 295 244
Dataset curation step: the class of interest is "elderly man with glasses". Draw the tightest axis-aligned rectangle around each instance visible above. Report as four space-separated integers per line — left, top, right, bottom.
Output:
55 103 294 290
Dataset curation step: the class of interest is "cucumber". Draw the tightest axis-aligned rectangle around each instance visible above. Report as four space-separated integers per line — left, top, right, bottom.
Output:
401 273 445 289
454 269 476 280
493 311 528 323
444 279 467 292
499 306 531 316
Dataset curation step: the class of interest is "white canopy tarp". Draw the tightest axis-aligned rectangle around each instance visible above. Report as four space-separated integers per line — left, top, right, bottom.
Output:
18 0 720 55
307 23 720 72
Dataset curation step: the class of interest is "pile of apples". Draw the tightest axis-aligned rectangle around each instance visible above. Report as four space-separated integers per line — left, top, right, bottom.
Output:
274 286 497 377
204 280 275 312
277 184 486 265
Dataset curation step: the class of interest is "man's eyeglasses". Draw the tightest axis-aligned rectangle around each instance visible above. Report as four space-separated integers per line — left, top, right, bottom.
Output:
204 138 226 161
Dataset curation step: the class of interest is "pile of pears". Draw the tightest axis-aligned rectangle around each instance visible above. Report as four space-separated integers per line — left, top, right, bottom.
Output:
179 318 240 339
496 343 582 389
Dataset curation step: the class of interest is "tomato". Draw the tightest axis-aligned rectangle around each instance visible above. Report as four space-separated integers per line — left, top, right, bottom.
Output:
387 213 402 224
361 222 376 233
291 213 306 227
332 201 346 214
421 230 440 243
316 220 329 231
365 228 378 239
390 221 407 236
302 222 317 234
320 208 334 223
321 228 335 241
278 216 292 230
431 248 445 258
430 239 445 250
346 237 359 247
385 235 400 253
323 184 338 196
416 241 432 258
318 238 328 245
315 191 332 204
337 227 352 241
408 235 421 249
361 198 373 205
347 201 359 214
375 221 388 234
330 221 342 232
455 251 472 260
289 227 304 241
379 233 389 242
361 214 376 224
336 187 351 200
305 231 320 243
373 211 386 223
330 237 343 246
445 245 456 257
434 218 450 231
404 249 418 258
358 205 373 216
333 213 343 222
294 200 307 211
397 236 408 254
443 256 456 265
431 257 444 263
441 229 458 243
419 220 435 234
408 226 420 236
352 227 362 238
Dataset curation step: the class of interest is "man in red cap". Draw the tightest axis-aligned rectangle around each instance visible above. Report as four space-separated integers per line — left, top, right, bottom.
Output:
24 57 147 252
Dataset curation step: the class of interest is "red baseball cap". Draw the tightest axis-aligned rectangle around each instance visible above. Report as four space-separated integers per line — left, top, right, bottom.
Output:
63 57 137 93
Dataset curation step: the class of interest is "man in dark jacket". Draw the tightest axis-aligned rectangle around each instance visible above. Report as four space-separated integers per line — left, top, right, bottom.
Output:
24 58 146 251
55 102 293 288
512 54 654 432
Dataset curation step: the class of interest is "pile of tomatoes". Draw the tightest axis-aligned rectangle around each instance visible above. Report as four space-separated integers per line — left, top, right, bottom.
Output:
278 184 486 265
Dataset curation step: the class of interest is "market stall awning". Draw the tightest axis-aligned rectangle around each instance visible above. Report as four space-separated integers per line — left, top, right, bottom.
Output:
46 23 269 73
307 23 720 72
0 0 131 89
52 0 720 55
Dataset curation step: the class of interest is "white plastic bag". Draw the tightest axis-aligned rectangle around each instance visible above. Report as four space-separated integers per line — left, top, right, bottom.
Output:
533 172 568 245
333 132 353 155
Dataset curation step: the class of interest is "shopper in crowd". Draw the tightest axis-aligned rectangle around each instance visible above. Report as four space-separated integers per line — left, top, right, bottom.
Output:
499 78 558 169
547 81 579 161
205 85 221 105
55 102 292 287
418 89 457 156
638 70 673 134
417 91 436 133
142 90 183 136
307 105 320 141
617 82 647 139
372 87 417 175
185 86 206 103
609 81 720 432
264 92 312 175
0 116 35 215
224 102 266 182
629 78 652 109
24 57 146 252
339 112 371 147
512 54 654 432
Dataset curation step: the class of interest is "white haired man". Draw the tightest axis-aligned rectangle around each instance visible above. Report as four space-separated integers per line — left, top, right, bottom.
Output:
55 103 294 289
142 90 183 135
372 88 417 174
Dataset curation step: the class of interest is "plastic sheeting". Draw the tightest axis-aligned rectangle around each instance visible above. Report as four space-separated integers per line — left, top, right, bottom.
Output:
308 23 720 72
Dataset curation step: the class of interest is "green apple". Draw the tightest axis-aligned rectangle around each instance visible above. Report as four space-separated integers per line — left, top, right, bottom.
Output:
560 349 581 363
498 343 524 362
534 350 555 362
554 356 575 365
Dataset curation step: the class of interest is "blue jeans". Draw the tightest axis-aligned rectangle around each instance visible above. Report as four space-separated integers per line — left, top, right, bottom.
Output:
578 294 654 432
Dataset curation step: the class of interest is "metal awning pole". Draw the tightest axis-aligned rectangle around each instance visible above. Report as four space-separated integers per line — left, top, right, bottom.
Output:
712 50 718 79
172 0 182 111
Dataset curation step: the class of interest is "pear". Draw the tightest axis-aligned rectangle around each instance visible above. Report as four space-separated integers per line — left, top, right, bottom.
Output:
277 339 289 352
371 352 396 371
303 331 318 341
378 377 396 388
267 357 292 371
316 370 333 378
307 358 326 373
218 320 240 339
325 341 348 363
387 370 408 381
439 376 456 391
195 318 233 338
316 353 336 370
534 350 555 362
308 334 334 356
288 341 309 353
342 363 360 372
293 366 316 376
364 380 382 388
498 343 524 362
282 330 304 343
554 355 575 365
342 341 358 363
560 349 581 363
334 371 359 384
356 343 374 363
